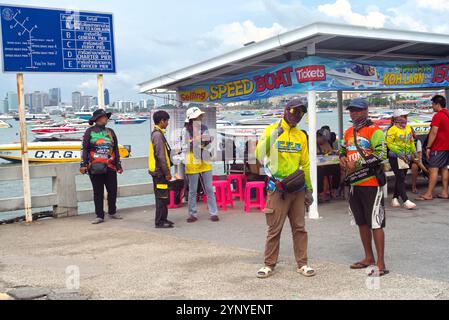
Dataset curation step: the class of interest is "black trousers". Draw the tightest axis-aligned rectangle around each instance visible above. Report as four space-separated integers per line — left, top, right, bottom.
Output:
89 169 118 219
389 157 409 202
152 175 169 226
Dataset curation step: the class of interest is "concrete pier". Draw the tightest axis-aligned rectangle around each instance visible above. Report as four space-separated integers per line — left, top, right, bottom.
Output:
1 199 448 300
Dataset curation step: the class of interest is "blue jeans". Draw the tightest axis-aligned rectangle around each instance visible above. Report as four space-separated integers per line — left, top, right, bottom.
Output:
187 170 218 217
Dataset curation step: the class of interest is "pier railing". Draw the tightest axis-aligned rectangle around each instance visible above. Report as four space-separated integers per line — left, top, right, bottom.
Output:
0 157 153 218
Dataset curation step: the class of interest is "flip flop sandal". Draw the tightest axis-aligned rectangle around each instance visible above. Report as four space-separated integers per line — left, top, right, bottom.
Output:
437 195 449 199
350 262 372 270
257 267 274 279
368 269 390 277
415 195 433 201
297 266 316 277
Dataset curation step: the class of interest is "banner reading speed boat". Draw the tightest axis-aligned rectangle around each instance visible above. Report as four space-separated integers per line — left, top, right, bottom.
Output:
178 56 449 103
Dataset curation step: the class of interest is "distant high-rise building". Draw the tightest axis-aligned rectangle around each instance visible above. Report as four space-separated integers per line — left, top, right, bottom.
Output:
104 89 110 106
92 97 98 106
25 93 32 108
49 88 61 106
1 99 8 114
138 100 146 110
72 91 82 110
81 95 93 109
30 91 49 112
147 99 155 109
6 92 18 112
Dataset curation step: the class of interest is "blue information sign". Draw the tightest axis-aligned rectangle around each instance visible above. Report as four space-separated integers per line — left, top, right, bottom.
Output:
0 4 116 73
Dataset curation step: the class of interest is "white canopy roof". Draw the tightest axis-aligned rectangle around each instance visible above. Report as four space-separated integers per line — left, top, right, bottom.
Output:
139 22 449 93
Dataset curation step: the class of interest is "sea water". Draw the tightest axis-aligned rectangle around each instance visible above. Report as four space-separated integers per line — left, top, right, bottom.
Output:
0 111 352 220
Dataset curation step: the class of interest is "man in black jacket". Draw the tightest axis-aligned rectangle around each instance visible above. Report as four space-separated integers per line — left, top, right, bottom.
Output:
148 111 174 229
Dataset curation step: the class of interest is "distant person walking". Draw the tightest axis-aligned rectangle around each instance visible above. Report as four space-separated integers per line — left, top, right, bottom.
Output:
417 95 449 201
182 107 219 223
80 110 123 225
340 98 389 277
386 109 417 210
148 110 174 229
255 98 315 279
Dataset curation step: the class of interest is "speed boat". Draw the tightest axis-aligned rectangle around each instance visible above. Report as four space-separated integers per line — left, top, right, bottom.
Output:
327 63 380 89
0 120 12 128
0 141 130 163
114 117 147 125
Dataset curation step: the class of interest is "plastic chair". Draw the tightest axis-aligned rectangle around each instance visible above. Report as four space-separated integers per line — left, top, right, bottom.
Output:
227 174 247 202
212 180 234 211
244 181 266 213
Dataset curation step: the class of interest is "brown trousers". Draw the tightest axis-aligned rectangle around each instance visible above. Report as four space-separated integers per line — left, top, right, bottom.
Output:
263 190 308 269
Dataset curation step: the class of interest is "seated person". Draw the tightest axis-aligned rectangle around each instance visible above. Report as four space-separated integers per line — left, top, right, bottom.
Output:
317 130 341 202
410 130 429 194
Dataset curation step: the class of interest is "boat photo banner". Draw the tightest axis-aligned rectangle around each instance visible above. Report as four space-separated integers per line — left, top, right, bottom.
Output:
178 56 449 103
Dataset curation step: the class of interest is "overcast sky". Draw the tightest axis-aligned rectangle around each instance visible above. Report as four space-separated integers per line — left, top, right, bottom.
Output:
1 0 448 103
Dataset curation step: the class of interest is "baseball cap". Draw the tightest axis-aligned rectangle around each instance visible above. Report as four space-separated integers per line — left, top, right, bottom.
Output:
393 109 410 118
286 98 308 113
347 98 369 110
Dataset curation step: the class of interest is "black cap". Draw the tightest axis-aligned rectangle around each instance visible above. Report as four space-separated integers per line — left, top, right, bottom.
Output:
89 109 112 125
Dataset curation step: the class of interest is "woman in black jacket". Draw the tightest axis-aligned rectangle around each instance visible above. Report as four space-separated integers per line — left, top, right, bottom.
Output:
80 110 124 224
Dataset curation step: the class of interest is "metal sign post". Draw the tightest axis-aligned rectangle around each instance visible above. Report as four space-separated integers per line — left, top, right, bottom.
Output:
16 73 33 223
97 74 105 110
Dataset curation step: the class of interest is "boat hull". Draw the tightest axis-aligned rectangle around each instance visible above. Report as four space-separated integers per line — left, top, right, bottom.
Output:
0 142 130 163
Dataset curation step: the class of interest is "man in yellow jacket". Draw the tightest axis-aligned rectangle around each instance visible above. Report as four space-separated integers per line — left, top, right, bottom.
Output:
148 110 174 229
255 98 315 279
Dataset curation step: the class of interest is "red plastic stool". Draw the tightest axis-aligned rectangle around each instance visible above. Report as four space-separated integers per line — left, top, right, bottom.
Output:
212 180 234 211
227 174 247 202
168 188 184 209
244 181 266 213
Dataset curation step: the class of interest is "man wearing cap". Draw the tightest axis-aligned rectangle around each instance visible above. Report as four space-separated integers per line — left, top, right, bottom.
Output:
182 107 219 223
255 98 315 279
81 109 124 224
340 98 388 277
386 109 417 210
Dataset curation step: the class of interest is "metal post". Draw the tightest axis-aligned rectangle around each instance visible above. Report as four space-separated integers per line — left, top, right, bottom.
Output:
17 73 33 223
337 90 344 144
308 91 320 219
97 74 105 110
445 88 449 101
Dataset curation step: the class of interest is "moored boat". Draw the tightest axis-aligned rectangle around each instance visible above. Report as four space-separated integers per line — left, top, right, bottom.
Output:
0 120 12 129
114 117 147 125
0 141 130 163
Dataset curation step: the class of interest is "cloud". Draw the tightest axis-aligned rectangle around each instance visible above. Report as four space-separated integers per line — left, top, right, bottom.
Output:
415 0 449 11
318 0 388 28
196 20 287 53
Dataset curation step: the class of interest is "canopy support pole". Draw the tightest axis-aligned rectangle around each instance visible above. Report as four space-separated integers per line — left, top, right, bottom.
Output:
337 90 344 143
308 90 320 219
445 88 449 100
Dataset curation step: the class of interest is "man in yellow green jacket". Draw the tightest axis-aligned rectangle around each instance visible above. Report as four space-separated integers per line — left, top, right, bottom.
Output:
255 98 315 279
386 109 417 210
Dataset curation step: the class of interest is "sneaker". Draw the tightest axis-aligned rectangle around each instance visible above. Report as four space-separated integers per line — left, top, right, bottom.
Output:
91 218 104 225
404 200 417 210
164 220 175 226
155 223 174 229
210 215 220 222
187 216 198 223
109 214 123 220
391 198 401 208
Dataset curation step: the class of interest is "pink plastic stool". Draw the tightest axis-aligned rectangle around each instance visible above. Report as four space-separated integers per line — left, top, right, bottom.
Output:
227 174 247 202
244 181 266 213
212 180 234 211
168 188 184 209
